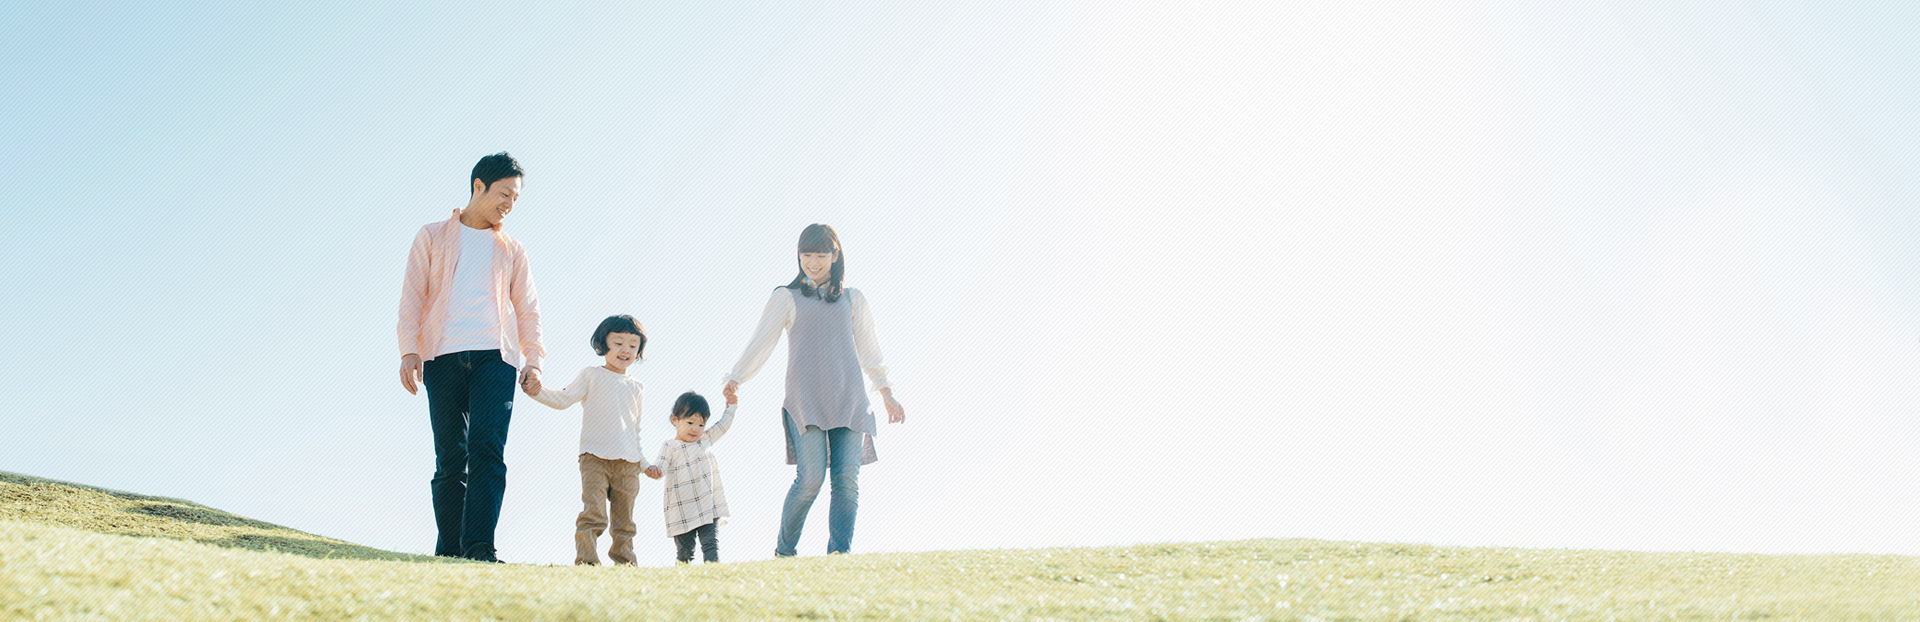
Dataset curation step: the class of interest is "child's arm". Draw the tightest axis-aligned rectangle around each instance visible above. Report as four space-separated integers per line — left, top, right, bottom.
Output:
529 368 590 410
647 442 670 480
704 404 737 445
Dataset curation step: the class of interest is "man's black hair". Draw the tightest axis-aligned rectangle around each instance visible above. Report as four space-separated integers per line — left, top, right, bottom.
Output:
471 152 525 193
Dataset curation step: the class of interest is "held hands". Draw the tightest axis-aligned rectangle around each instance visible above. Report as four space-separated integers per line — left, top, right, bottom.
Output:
520 366 543 396
644 466 662 480
400 354 423 394
722 380 739 404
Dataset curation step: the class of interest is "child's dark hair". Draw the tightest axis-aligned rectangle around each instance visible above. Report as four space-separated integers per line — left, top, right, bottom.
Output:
671 392 711 423
590 315 646 356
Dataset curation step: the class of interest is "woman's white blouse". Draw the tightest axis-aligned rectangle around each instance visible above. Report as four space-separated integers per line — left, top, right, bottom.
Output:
725 287 891 391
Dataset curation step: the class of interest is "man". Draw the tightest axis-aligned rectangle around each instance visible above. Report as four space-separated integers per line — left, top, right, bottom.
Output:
397 152 545 562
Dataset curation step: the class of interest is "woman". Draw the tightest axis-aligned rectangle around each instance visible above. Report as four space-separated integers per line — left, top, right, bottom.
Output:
724 224 906 556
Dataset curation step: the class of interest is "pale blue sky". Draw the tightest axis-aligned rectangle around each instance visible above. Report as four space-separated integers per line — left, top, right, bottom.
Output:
3 0 1917 566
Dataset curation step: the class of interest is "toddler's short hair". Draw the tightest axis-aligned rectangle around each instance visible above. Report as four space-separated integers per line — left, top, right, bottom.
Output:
591 315 646 356
672 392 711 423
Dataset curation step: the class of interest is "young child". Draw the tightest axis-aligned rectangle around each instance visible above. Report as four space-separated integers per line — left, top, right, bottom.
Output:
655 391 735 563
530 315 664 566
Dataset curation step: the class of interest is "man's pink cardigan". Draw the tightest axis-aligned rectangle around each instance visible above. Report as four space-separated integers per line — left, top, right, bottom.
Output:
397 209 546 371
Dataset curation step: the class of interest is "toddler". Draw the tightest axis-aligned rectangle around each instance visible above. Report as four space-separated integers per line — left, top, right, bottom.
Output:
530 315 662 566
655 391 734 563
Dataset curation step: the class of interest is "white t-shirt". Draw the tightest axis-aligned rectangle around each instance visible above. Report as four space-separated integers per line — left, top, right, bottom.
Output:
437 224 503 356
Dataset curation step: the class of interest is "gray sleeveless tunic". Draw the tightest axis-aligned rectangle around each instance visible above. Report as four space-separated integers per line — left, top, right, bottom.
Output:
783 287 879 465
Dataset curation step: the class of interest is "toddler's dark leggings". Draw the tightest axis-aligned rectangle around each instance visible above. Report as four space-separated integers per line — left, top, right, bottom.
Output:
674 522 718 563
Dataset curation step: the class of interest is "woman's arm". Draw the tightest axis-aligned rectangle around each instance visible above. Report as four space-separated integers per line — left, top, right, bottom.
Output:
724 288 796 387
851 289 905 423
530 368 590 410
849 289 892 391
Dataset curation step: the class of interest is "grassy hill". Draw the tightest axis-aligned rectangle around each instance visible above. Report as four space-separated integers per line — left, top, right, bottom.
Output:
0 470 448 563
5 471 1920 620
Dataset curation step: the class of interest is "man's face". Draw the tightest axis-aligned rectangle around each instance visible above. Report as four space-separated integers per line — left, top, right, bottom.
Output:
468 175 523 228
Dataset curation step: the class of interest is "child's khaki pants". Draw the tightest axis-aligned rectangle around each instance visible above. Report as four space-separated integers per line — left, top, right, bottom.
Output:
576 454 643 565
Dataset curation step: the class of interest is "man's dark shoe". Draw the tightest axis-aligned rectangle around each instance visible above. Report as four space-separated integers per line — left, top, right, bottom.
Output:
464 543 502 563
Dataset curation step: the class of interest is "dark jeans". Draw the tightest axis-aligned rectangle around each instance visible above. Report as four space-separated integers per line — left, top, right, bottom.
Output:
423 349 517 558
674 522 718 563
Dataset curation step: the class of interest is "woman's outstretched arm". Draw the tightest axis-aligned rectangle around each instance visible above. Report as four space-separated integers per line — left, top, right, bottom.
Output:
725 288 796 388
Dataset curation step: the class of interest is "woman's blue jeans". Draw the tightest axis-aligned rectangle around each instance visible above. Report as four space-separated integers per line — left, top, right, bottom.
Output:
776 410 862 556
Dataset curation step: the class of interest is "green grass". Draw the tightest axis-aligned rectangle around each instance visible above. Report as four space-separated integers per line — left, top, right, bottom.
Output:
6 471 1920 620
0 470 450 563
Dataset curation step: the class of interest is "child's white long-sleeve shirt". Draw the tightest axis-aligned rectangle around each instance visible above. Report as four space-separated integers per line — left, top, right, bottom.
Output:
532 365 651 467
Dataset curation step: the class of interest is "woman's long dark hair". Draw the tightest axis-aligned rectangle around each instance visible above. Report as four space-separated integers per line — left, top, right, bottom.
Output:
787 224 845 302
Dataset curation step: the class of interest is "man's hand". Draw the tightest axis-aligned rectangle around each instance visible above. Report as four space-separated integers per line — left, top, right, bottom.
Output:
400 354 423 395
644 466 662 480
723 380 739 403
520 366 543 396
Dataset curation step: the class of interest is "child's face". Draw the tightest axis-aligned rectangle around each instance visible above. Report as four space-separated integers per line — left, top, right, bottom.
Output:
673 414 708 442
603 332 641 372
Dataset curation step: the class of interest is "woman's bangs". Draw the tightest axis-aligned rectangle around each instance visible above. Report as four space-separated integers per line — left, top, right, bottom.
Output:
797 226 839 254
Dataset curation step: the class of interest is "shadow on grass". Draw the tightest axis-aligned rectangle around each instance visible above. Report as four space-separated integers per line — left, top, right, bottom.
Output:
183 532 459 563
125 503 289 531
